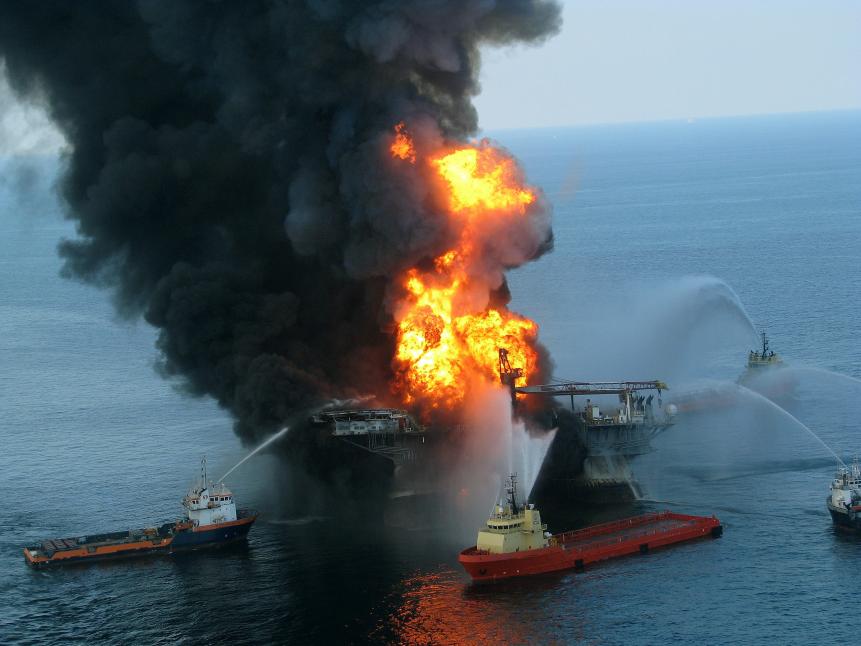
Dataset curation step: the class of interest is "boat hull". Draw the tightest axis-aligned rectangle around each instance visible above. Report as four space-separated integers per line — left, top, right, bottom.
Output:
459 511 722 583
24 512 257 567
827 500 861 531
24 539 172 568
170 515 256 551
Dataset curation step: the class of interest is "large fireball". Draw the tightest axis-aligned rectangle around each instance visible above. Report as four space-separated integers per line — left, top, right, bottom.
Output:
389 123 542 410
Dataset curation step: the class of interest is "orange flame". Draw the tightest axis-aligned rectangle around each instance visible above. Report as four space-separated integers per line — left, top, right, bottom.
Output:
432 147 535 214
390 121 416 163
389 123 541 410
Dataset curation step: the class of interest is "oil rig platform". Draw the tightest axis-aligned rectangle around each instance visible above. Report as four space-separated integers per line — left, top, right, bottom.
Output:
499 348 676 503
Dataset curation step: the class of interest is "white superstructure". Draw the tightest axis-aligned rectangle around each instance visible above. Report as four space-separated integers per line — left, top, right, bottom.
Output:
311 408 415 436
829 460 861 512
182 457 238 528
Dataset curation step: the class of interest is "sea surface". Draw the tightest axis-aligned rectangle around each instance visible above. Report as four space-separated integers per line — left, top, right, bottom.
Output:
2 111 860 645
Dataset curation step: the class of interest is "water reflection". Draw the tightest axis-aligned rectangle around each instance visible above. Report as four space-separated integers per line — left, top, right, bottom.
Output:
375 567 590 645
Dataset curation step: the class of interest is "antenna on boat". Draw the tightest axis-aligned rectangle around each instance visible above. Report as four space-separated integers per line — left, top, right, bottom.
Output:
507 473 519 515
201 455 207 489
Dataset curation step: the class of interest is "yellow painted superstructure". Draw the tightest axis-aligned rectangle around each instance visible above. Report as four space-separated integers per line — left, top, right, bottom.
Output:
747 332 782 368
476 504 549 554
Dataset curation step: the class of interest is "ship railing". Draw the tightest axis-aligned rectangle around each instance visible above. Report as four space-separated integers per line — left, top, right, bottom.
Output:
561 521 710 554
552 512 664 544
554 512 713 552
552 511 699 542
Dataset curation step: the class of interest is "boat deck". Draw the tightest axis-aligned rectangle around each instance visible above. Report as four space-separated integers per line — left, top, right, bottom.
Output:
459 510 721 582
554 512 717 553
35 524 174 554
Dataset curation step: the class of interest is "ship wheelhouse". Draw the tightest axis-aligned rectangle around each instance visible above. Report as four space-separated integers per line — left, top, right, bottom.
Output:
475 475 550 555
182 458 238 528
829 461 861 511
747 331 783 369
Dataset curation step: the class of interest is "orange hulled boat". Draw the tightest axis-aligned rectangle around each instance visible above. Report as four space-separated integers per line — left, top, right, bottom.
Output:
458 475 722 583
24 458 257 568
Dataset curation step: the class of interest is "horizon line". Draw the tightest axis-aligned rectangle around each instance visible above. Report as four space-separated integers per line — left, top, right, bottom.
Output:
479 106 861 134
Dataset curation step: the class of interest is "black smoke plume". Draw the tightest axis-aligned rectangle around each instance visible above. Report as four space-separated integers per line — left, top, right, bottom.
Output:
0 1 560 441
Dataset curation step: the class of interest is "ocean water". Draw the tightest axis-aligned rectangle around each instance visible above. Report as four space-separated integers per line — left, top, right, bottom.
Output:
2 111 860 645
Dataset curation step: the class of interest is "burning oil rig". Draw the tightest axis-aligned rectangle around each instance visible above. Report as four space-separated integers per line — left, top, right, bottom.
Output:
291 349 676 509
500 348 676 504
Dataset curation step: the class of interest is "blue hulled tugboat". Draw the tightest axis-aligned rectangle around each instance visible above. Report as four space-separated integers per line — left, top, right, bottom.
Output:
24 458 257 567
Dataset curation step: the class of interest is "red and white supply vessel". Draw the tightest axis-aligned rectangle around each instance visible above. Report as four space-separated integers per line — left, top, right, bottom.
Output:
458 475 722 583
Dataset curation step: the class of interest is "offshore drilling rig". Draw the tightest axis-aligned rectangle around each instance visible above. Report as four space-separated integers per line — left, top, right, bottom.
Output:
289 349 676 509
499 348 676 504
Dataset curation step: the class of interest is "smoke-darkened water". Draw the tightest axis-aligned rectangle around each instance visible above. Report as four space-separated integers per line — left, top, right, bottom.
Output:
3 111 860 644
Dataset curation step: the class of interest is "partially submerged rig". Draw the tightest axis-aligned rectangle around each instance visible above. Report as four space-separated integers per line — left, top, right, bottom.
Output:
309 408 423 469
500 348 675 502
303 407 447 506
292 350 675 509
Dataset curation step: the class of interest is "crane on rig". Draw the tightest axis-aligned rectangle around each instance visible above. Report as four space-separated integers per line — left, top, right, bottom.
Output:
497 348 676 457
498 348 523 395
498 347 666 404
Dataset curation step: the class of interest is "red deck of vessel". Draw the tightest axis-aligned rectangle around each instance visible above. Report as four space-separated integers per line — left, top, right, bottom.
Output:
458 511 721 583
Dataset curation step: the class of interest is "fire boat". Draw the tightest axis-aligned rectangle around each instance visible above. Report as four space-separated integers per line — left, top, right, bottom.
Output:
745 331 783 372
668 330 796 415
827 459 861 531
738 330 796 398
458 474 722 583
23 458 257 567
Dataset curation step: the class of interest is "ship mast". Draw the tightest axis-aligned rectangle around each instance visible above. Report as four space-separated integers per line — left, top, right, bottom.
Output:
507 473 520 515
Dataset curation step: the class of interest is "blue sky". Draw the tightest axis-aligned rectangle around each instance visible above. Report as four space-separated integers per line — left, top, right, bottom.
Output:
476 0 861 129
2 1 859 152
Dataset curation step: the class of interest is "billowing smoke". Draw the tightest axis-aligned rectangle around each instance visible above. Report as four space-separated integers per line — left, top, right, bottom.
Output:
0 2 561 441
